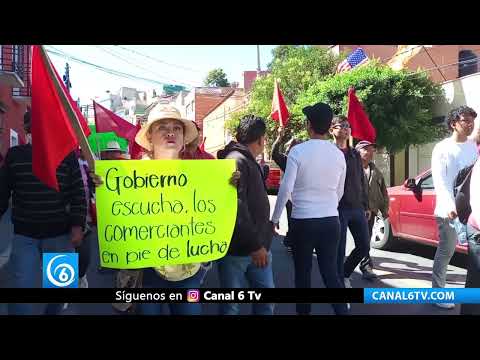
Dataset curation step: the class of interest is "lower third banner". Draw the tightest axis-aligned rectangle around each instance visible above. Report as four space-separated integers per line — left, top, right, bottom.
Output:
0 288 363 304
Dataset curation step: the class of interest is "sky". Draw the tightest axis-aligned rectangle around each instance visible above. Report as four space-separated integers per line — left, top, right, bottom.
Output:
46 45 278 105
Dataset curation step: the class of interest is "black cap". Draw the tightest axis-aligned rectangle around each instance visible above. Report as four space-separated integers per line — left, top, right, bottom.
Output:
302 102 333 134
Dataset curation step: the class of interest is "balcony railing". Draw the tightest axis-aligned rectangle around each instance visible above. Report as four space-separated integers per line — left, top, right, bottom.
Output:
0 45 31 97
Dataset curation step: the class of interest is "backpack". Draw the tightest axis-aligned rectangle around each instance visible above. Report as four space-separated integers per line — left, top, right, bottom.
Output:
454 162 476 224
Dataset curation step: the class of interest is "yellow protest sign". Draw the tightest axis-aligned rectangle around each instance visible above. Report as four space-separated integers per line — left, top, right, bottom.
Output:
95 160 237 269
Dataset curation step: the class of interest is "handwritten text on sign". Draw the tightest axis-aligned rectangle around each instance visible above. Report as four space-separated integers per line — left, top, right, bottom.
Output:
95 160 237 269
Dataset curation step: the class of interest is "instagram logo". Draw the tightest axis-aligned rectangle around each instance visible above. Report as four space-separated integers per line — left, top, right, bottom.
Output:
187 289 200 303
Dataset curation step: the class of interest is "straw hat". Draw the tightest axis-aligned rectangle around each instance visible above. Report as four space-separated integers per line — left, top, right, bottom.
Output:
135 104 198 152
103 141 124 152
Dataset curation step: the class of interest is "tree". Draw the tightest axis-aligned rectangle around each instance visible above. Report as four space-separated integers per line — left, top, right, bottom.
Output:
204 68 230 87
267 45 299 69
226 45 339 150
293 61 447 153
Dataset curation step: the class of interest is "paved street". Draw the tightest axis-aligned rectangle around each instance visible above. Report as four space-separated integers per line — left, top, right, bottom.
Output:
0 196 468 315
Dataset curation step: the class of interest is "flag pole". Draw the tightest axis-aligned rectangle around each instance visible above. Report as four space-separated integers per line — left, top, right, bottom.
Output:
95 133 101 160
348 86 353 148
91 100 102 159
38 46 96 171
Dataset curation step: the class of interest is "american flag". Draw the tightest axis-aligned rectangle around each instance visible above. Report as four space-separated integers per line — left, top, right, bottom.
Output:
336 48 369 73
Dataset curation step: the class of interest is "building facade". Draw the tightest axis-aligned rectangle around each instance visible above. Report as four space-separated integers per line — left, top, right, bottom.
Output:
202 88 247 154
324 45 480 185
0 45 31 160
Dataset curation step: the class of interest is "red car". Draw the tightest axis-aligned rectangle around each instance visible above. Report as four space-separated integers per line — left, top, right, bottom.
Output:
266 166 281 195
370 169 468 254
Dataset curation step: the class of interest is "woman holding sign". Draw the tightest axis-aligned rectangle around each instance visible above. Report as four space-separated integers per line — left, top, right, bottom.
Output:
93 105 210 315
134 105 210 315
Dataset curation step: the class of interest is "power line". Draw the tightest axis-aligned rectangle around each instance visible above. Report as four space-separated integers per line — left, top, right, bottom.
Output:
113 45 203 74
204 102 248 122
405 55 480 80
383 45 424 63
44 46 192 89
92 45 199 88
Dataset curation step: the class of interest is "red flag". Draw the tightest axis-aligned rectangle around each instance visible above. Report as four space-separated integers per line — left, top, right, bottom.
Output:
50 61 90 137
31 45 79 191
347 87 376 143
93 101 137 141
129 122 145 159
271 79 289 127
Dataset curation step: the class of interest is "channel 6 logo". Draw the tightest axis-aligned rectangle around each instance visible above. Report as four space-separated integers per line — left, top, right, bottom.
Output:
187 289 200 303
42 253 78 288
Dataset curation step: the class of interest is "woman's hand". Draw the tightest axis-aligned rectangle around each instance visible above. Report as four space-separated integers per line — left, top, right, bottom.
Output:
230 170 241 187
89 171 103 187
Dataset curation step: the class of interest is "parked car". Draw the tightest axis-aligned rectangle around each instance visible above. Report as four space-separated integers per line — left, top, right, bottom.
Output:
370 169 468 254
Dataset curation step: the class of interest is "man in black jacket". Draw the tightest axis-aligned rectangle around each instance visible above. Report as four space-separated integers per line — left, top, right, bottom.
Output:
0 111 86 315
217 114 274 315
329 116 371 288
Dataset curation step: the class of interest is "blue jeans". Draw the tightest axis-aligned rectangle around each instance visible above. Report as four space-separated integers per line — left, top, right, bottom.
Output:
217 252 275 315
291 217 349 315
338 208 371 280
136 267 205 315
7 233 74 315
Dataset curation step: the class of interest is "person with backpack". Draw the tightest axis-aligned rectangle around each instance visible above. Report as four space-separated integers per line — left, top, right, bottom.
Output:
431 106 478 310
460 129 480 315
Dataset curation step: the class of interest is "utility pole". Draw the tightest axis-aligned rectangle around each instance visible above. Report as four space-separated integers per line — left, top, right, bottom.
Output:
63 62 72 93
257 45 261 73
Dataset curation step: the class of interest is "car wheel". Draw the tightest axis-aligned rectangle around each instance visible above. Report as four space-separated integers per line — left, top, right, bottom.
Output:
370 215 396 250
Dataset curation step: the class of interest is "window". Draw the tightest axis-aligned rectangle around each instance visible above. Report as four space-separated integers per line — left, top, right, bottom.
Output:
419 174 434 190
458 50 478 77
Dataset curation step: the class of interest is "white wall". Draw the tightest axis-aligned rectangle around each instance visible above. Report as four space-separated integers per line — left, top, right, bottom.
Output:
409 73 480 177
434 72 480 135
408 143 436 177
203 89 246 153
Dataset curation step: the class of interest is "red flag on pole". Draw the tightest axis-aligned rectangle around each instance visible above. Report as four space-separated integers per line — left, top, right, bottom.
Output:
31 45 81 191
271 79 289 127
347 87 376 143
49 60 91 137
93 101 137 141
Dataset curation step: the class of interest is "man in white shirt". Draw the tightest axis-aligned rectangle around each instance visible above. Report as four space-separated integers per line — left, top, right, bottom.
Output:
271 102 348 315
431 105 478 309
